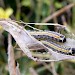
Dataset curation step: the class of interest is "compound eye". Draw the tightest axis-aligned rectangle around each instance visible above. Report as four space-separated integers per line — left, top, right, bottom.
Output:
72 48 75 54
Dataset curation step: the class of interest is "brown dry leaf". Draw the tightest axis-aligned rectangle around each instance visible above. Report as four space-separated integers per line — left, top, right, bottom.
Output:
0 19 75 62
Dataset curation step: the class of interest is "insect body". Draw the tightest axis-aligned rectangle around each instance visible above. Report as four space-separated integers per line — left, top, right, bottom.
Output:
29 31 66 43
41 41 75 56
28 30 75 55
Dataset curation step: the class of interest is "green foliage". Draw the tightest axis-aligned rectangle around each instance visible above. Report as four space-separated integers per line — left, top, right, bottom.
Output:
21 0 31 7
0 0 75 75
54 2 63 9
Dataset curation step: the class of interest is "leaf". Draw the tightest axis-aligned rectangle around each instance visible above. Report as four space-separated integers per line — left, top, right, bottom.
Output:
0 8 5 18
0 19 75 62
21 0 31 7
0 19 46 61
5 8 13 18
55 2 63 9
43 0 51 6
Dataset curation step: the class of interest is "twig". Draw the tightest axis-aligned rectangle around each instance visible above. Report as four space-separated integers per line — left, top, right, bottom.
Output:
8 34 16 75
16 63 21 75
8 34 21 75
29 67 38 75
42 62 51 72
72 1 75 27
51 62 58 75
42 3 75 22
61 15 67 26
0 0 5 8
50 0 58 23
15 0 21 20
35 0 43 22
15 50 51 60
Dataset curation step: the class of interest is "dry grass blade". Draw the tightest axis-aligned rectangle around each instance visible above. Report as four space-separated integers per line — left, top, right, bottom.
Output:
8 34 16 75
16 63 21 75
42 3 75 22
51 62 58 75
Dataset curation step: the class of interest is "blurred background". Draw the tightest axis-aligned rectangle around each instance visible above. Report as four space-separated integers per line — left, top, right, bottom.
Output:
0 0 75 75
